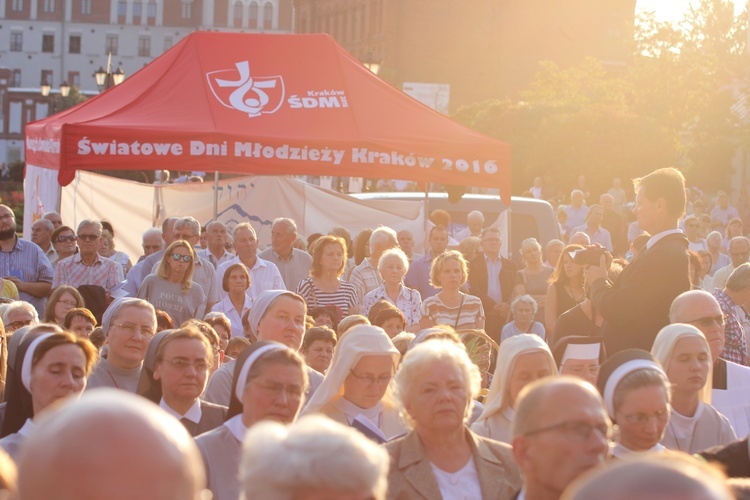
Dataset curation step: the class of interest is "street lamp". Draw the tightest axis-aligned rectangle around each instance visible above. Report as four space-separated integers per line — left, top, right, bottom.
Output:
94 53 126 91
40 80 71 114
361 49 382 75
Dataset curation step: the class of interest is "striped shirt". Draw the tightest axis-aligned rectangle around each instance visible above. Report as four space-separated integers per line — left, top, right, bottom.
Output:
296 277 358 316
0 237 54 313
420 293 485 330
53 253 123 292
216 256 285 301
349 258 383 309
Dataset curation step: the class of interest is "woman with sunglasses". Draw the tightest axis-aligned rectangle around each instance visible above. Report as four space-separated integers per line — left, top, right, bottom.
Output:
50 226 78 265
138 240 206 327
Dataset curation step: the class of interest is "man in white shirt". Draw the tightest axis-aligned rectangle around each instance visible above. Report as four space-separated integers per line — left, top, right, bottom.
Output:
216 223 285 301
455 210 485 242
511 377 610 500
713 236 750 290
563 190 589 235
197 221 233 269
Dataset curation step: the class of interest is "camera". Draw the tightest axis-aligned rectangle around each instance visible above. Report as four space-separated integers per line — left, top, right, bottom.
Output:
569 246 611 267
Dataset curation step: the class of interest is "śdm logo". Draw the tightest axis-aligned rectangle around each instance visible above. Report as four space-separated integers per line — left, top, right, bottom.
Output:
207 61 285 118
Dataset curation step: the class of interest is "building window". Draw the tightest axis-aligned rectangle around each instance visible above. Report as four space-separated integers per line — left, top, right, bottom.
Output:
11 70 21 87
10 32 23 52
11 0 23 11
133 1 142 18
117 1 126 16
138 36 151 57
69 34 81 54
81 0 91 14
68 71 80 88
42 34 55 53
163 36 172 52
105 34 119 55
147 0 156 18
263 3 273 30
43 0 54 12
249 2 258 28
233 1 243 28
181 1 192 19
41 70 53 86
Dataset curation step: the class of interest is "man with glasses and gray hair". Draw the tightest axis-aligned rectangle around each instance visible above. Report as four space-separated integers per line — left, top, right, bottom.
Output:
52 219 123 292
670 289 750 437
0 205 53 315
511 377 611 500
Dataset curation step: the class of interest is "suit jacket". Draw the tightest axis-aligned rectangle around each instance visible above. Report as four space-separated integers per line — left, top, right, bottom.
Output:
181 400 227 437
591 232 690 355
468 254 518 312
385 427 522 500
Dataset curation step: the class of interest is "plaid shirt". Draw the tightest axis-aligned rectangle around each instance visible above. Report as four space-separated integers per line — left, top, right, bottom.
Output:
714 288 749 366
53 253 123 292
349 258 382 311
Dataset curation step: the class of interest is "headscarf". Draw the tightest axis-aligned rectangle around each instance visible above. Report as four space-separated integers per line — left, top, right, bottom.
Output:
249 290 306 337
135 330 174 404
225 340 290 420
102 297 149 333
552 336 606 369
303 325 400 415
596 349 666 419
2 326 62 437
651 323 713 405
476 334 556 423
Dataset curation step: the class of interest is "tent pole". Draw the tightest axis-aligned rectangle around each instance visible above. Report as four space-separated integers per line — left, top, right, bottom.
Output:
213 171 219 219
423 182 429 245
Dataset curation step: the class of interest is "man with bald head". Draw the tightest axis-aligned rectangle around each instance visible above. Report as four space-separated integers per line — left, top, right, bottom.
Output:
198 220 233 269
30 218 57 264
713 236 750 290
671 289 750 437
42 211 62 229
258 217 312 291
456 210 485 242
17 389 207 500
511 377 611 500
123 216 177 296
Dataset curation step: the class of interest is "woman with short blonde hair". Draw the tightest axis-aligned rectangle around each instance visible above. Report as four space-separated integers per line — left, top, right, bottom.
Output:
420 250 484 330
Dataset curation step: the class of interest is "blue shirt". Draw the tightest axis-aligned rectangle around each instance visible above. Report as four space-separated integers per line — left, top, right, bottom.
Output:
0 237 54 314
404 252 439 299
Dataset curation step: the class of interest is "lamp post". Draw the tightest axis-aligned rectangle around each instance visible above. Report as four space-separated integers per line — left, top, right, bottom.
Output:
94 53 125 92
40 79 71 115
361 49 382 75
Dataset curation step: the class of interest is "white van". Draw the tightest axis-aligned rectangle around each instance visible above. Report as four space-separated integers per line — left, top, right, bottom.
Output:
350 192 559 264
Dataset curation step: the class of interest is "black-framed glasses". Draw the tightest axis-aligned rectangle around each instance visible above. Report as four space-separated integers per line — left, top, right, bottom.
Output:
349 369 392 386
56 235 77 243
77 234 100 241
171 253 192 262
687 315 728 329
524 420 611 442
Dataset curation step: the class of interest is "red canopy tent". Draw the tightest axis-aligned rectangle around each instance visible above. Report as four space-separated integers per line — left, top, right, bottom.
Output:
25 32 510 200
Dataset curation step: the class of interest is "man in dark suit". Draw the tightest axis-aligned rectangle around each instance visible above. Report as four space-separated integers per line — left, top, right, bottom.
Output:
586 167 691 355
468 227 517 342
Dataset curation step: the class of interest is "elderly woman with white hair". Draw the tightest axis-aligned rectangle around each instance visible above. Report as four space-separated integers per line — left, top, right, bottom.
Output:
303 325 406 442
363 248 422 332
386 340 521 499
241 415 390 499
196 340 309 500
471 334 557 443
513 238 553 322
652 324 736 453
501 295 545 343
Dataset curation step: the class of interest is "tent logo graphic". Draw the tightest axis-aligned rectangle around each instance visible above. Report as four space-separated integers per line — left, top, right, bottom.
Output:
207 61 285 118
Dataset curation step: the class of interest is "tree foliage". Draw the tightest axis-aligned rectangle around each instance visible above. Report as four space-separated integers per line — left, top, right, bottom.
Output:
454 0 748 197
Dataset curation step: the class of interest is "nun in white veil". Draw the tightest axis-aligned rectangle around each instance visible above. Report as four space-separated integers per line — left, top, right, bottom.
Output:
652 323 736 453
303 324 406 442
470 334 557 443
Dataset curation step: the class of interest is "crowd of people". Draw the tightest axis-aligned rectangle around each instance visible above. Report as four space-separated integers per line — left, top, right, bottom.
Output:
0 167 748 498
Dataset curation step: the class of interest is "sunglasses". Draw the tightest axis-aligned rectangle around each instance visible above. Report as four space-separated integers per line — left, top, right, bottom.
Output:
77 234 100 241
56 235 77 243
171 253 192 262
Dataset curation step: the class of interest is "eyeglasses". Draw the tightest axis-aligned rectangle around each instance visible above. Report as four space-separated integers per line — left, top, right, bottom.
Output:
0 214 14 221
250 379 304 400
8 319 32 330
687 315 728 329
58 299 78 307
621 408 670 426
77 234 100 241
56 235 77 243
170 253 192 262
111 322 155 339
163 358 210 372
349 369 393 386
524 420 611 442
